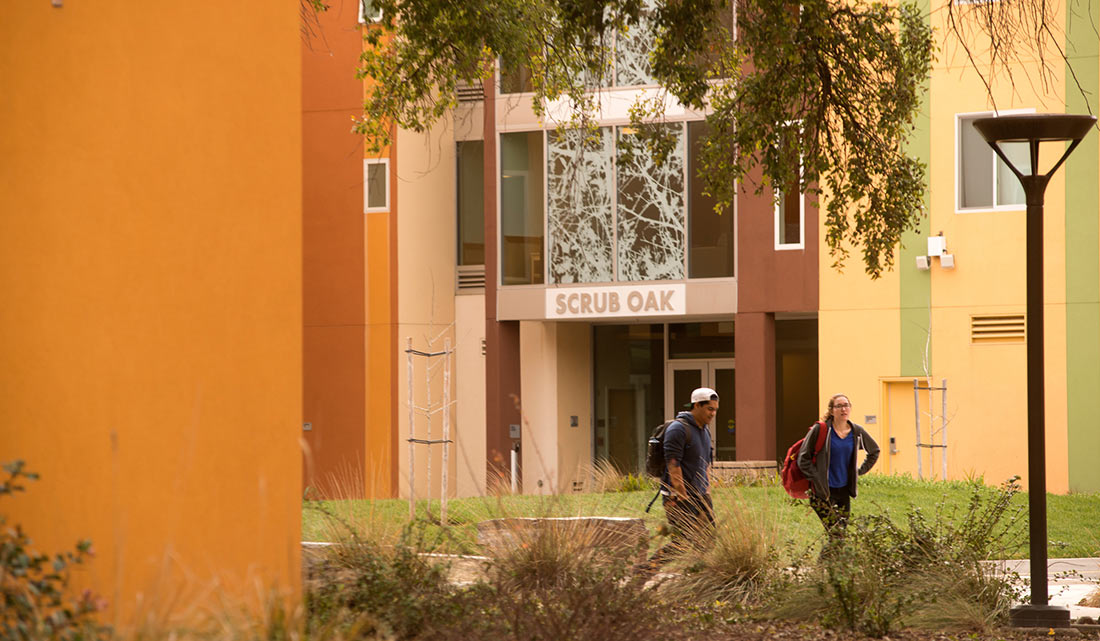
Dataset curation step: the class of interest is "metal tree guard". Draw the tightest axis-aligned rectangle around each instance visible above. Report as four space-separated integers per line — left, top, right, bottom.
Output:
972 113 1095 629
405 337 454 524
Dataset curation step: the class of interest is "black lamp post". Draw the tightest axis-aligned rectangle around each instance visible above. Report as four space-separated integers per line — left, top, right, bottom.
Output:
971 113 1095 628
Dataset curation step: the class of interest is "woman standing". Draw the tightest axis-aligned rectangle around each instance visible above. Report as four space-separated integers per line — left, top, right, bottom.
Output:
797 393 880 535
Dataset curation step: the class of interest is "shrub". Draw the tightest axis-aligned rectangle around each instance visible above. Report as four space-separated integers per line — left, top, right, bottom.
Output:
1 460 110 641
307 523 462 640
776 477 1026 637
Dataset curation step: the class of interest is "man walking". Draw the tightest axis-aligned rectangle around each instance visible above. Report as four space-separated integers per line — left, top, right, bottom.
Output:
638 387 717 577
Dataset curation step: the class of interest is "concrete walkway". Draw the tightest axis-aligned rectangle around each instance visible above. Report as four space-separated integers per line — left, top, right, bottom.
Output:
997 558 1100 620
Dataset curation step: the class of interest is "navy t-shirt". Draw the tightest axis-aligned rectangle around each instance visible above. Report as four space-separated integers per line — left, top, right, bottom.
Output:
661 411 712 496
828 426 855 488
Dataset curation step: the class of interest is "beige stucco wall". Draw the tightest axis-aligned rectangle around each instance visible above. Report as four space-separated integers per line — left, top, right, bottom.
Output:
455 293 488 496
519 321 593 494
396 120 459 500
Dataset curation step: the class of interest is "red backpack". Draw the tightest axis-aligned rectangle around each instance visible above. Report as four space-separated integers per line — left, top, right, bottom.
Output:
780 421 827 499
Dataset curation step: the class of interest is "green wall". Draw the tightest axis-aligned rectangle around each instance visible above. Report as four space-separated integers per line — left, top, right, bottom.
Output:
900 0 933 378
1065 0 1100 493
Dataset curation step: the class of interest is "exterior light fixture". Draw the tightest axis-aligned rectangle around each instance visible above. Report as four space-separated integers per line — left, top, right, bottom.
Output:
972 113 1096 629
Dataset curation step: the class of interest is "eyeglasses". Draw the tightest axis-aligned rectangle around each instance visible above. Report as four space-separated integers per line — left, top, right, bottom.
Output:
833 403 851 409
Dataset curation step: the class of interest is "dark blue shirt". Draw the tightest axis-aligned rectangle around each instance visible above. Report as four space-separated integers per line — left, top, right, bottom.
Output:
828 426 855 488
661 411 712 496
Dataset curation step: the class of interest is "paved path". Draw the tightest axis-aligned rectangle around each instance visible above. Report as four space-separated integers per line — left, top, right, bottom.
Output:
996 558 1100 619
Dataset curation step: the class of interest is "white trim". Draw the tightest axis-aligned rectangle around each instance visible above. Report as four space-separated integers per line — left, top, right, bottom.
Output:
363 158 389 213
955 108 1034 214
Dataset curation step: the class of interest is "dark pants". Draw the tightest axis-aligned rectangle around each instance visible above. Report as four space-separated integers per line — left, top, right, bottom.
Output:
811 485 852 537
648 493 715 568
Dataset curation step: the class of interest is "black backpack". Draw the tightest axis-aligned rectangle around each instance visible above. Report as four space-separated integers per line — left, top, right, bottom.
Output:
644 419 692 478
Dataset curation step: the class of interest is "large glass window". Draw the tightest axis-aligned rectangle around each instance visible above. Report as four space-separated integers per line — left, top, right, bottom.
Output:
688 120 734 277
593 324 665 474
500 132 545 285
548 128 615 283
617 124 686 281
457 141 485 265
958 113 1029 210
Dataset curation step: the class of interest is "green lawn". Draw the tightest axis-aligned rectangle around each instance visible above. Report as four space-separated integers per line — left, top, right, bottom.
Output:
302 474 1100 559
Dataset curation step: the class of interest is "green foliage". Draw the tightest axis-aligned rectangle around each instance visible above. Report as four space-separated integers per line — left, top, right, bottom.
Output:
710 0 934 278
353 0 934 277
307 518 670 641
779 477 1026 636
1 460 110 641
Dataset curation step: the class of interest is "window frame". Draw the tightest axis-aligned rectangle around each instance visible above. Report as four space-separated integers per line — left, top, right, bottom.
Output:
358 0 383 23
774 182 805 250
955 109 1034 213
363 158 389 213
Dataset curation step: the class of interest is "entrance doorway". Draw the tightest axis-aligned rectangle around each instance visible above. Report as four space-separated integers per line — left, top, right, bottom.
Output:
665 360 736 460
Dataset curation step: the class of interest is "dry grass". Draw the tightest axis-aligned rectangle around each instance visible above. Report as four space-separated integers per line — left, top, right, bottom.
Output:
1080 588 1100 608
659 489 790 604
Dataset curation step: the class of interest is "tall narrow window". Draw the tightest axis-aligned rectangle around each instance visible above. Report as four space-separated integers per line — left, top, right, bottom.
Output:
457 141 485 265
688 120 734 277
958 112 1030 210
500 132 545 285
364 158 389 212
775 182 803 249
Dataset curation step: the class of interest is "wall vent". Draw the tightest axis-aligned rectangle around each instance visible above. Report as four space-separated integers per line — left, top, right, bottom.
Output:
456 81 484 103
971 314 1026 344
457 265 486 292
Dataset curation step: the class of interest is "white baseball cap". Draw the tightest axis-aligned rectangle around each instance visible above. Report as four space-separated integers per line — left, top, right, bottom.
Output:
690 387 719 404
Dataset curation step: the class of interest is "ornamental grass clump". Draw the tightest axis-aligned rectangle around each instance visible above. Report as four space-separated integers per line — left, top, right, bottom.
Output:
660 489 788 605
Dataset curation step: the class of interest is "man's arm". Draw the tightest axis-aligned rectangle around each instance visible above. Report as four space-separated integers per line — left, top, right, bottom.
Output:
667 458 688 500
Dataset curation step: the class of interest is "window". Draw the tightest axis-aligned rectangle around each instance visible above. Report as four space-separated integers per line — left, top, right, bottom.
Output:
775 181 803 249
364 158 388 212
957 112 1030 210
688 120 734 277
358 0 382 23
500 132 545 285
457 141 485 265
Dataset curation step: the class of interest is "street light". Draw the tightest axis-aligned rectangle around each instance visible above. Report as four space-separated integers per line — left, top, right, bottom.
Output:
971 113 1096 629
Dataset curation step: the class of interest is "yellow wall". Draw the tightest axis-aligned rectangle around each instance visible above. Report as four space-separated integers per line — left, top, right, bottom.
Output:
820 3 1074 491
0 2 302 625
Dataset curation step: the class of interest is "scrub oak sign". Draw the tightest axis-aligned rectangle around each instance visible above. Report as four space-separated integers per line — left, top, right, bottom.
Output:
546 284 686 319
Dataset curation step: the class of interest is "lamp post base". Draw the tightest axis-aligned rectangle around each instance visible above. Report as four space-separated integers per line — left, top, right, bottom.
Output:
1010 604 1072 628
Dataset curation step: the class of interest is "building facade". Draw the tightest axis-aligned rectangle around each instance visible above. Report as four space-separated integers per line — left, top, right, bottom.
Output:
305 0 1100 499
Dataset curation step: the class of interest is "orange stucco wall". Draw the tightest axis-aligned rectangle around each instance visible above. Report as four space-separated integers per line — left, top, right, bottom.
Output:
1 2 302 625
302 0 369 499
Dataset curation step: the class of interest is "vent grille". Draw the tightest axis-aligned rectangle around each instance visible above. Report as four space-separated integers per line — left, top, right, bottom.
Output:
456 81 485 103
457 265 486 292
971 314 1026 344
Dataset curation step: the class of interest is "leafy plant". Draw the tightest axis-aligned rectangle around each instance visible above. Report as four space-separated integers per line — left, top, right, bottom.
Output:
777 477 1026 636
1 460 110 641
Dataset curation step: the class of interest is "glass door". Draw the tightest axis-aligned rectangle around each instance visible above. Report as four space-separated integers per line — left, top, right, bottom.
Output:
665 359 735 460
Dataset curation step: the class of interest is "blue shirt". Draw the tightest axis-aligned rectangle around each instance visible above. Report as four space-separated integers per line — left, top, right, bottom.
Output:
661 411 713 496
828 426 855 489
